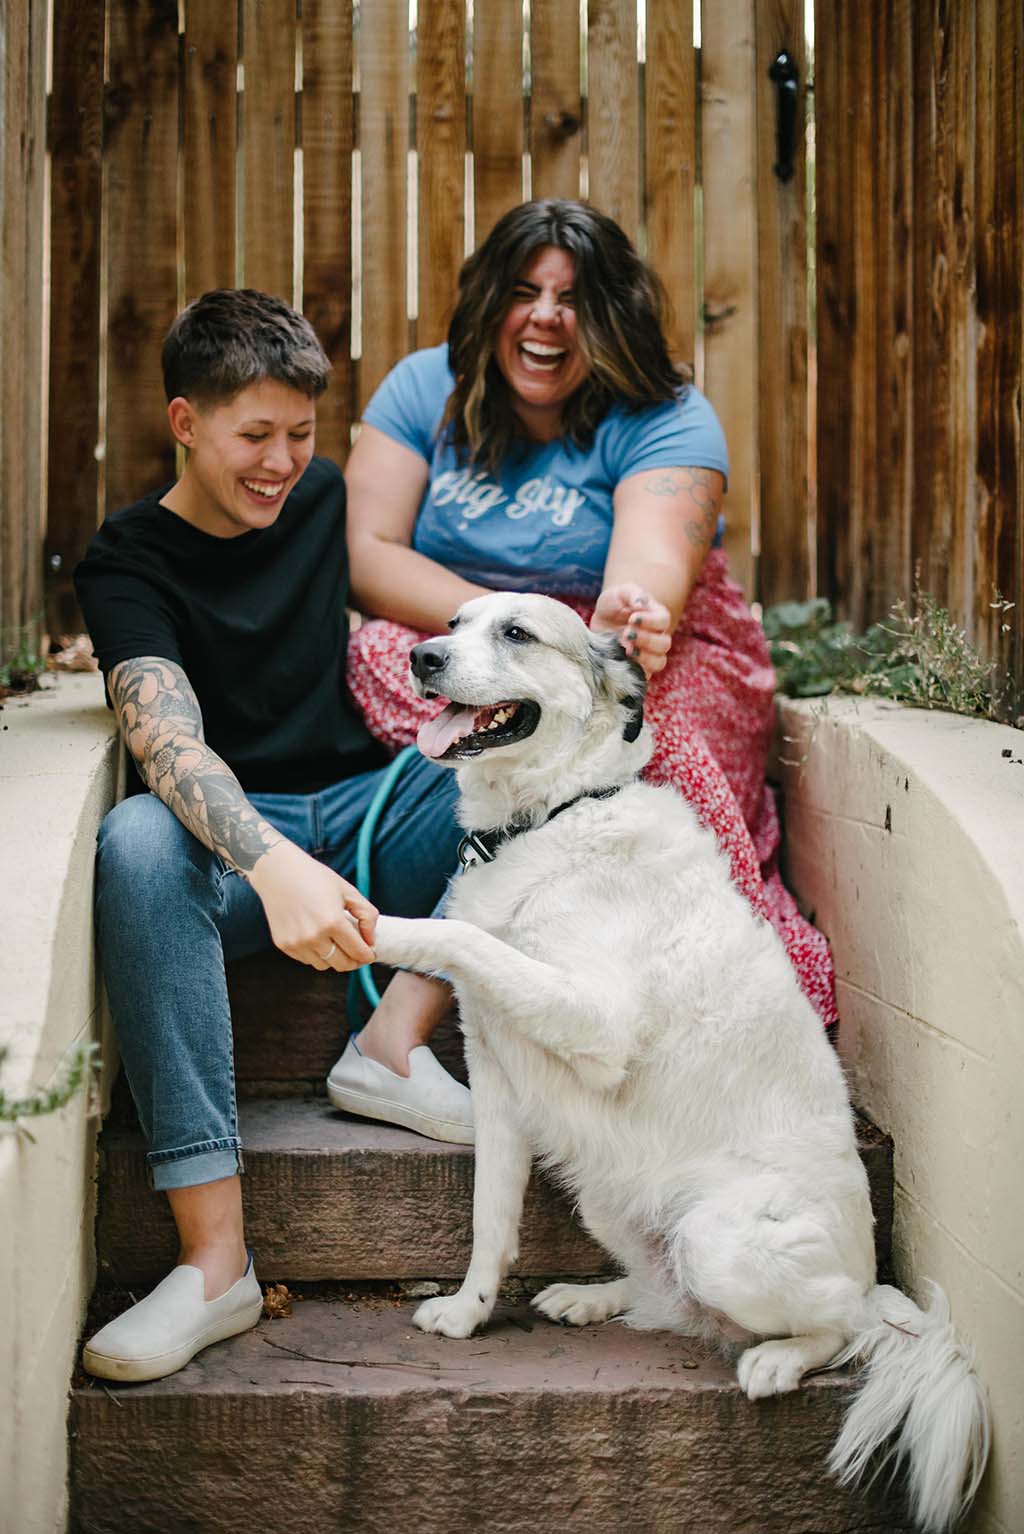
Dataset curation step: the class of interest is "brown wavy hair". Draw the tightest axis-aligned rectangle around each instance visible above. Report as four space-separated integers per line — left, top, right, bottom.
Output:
441 200 688 474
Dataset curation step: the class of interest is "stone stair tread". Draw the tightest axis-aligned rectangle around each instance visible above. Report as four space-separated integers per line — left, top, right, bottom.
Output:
70 1296 909 1533
102 1096 474 1158
96 1100 894 1288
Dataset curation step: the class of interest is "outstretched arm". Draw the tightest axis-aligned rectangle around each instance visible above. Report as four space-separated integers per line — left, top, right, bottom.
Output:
592 466 726 675
108 656 377 972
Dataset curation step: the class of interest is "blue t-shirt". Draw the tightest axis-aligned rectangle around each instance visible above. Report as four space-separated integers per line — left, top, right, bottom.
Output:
362 343 729 598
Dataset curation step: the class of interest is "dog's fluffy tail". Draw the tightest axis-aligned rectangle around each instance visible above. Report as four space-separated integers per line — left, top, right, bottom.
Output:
828 1282 990 1532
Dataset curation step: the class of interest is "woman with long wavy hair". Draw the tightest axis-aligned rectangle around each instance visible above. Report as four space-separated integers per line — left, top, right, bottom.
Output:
328 199 836 1129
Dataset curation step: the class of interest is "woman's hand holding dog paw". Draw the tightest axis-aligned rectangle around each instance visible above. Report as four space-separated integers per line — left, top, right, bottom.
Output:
590 583 672 677
248 840 377 972
413 1288 492 1338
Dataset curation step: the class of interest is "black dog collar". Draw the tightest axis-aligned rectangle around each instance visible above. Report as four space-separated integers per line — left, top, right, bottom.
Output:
457 784 627 869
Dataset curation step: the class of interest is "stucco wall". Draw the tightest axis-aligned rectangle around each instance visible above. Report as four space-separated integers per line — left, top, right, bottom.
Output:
778 696 1024 1534
0 673 118 1534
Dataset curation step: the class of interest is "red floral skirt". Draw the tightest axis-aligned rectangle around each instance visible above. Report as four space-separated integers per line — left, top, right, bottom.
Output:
346 549 838 1030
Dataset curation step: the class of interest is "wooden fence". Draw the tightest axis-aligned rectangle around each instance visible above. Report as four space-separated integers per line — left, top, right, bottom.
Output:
37 0 807 635
816 0 1024 692
1 0 1021 703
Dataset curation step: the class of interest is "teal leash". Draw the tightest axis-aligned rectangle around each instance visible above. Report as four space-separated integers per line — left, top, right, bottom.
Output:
348 744 420 1019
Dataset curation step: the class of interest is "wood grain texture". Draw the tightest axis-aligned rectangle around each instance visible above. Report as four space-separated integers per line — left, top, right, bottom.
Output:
357 0 410 411
241 0 296 298
586 0 640 240
644 0 696 368
45 0 105 635
974 0 1023 690
910 0 955 618
473 0 524 242
754 0 809 607
416 0 467 347
301 0 353 465
700 0 759 597
529 0 582 202
813 0 852 613
103 0 179 515
182 1 238 301
0 0 45 651
869 0 914 620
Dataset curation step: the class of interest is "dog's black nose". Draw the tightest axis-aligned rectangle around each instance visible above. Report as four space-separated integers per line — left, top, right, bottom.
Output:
410 639 450 682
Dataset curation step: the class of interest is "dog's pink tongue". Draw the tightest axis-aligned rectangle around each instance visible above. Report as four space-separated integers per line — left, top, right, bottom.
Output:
417 702 478 759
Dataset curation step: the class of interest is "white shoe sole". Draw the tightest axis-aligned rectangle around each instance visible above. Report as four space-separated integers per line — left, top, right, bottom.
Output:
327 1079 475 1145
82 1297 264 1383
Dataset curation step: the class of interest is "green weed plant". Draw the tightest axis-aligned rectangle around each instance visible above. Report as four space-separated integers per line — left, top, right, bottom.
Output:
763 593 1020 729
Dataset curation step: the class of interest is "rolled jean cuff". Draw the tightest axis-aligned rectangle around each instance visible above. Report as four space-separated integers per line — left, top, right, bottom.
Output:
148 1140 244 1191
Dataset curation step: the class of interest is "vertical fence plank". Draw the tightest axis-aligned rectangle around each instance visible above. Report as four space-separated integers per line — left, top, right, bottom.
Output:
241 0 296 297
302 0 353 465
358 0 410 411
587 0 640 241
910 1 955 617
645 0 695 367
46 0 105 635
182 1 238 302
416 0 466 347
868 0 913 620
104 0 180 515
948 0 977 640
813 0 853 615
0 0 40 652
843 0 879 631
473 0 524 242
701 0 758 597
754 0 808 606
529 0 582 201
975 0 1023 687
20 0 48 640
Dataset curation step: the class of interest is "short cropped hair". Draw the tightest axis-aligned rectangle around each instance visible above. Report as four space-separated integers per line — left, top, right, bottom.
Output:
443 200 687 474
162 289 331 405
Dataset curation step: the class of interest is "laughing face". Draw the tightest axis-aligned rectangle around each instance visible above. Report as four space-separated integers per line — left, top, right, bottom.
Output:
493 245 590 442
163 378 316 538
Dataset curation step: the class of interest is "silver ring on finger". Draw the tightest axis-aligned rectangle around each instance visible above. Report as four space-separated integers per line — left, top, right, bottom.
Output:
321 940 337 962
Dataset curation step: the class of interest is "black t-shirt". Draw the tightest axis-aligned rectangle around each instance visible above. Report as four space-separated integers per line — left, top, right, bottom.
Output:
74 456 387 794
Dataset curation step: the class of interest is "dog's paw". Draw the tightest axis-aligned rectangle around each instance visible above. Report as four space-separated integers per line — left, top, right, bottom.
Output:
532 1280 629 1327
372 915 435 973
737 1339 807 1400
413 1290 491 1339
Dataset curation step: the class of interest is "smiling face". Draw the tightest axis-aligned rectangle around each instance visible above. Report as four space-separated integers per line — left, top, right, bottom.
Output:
164 378 316 538
493 245 591 441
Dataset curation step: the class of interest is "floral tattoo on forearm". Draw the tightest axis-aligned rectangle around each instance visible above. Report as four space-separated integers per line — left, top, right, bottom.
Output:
109 657 283 873
643 467 720 547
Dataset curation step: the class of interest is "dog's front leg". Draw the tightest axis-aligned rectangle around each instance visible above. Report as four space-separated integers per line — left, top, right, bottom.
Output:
374 915 630 1091
414 1046 531 1338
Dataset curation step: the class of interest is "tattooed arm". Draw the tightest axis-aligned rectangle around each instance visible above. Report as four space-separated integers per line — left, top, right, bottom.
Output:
591 467 726 677
108 657 377 972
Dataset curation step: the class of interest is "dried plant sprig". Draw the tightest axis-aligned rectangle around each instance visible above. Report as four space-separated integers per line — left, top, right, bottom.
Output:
0 1041 100 1126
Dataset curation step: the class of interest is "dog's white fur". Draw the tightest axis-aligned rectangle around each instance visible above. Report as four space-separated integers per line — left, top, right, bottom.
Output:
373 592 989 1533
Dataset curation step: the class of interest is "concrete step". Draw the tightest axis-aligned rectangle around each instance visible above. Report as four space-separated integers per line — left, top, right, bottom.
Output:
70 1293 910 1533
95 1098 894 1288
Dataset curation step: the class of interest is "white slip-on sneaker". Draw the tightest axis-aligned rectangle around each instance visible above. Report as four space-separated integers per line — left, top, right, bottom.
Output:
327 1037 474 1144
82 1253 264 1383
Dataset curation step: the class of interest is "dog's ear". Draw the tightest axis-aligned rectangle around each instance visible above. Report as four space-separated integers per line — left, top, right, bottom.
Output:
586 631 647 741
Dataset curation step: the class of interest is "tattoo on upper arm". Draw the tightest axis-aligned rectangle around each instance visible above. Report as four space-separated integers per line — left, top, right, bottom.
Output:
108 657 282 873
642 467 720 548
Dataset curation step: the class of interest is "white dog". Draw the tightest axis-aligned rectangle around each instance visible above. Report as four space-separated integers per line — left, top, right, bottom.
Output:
372 592 989 1533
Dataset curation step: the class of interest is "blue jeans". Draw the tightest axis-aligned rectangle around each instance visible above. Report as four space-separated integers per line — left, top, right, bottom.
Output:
95 754 461 1190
